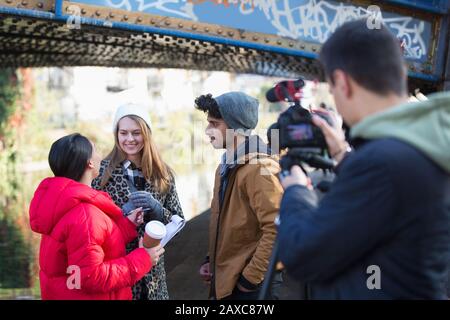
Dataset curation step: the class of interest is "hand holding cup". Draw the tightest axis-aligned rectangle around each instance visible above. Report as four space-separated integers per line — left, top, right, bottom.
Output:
143 220 167 248
139 238 165 265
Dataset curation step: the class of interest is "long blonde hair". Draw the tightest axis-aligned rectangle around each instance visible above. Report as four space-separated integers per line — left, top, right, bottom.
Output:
100 115 173 194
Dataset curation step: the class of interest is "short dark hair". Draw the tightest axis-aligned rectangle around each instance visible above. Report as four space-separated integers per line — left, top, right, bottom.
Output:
319 19 407 96
194 94 223 119
48 133 92 182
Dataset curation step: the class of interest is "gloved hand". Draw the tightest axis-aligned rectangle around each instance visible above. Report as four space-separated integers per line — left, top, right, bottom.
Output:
122 199 135 216
129 191 164 222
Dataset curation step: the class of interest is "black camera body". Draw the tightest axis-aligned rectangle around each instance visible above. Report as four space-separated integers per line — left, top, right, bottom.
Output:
267 79 335 171
274 105 327 150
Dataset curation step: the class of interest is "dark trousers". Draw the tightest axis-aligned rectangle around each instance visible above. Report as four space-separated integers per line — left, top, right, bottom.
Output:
222 271 283 300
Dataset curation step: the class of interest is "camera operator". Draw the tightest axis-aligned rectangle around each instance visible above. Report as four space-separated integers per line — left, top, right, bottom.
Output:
278 19 450 299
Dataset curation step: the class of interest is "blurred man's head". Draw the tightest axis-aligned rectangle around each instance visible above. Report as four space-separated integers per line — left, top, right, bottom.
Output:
319 19 408 126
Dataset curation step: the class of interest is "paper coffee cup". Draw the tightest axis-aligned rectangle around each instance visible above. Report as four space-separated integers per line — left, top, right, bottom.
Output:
143 221 166 248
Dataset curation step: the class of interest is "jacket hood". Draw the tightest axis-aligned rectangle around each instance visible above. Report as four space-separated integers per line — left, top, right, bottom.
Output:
29 177 122 235
350 91 450 173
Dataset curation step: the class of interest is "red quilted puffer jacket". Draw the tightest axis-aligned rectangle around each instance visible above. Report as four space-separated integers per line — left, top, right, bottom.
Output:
29 177 151 300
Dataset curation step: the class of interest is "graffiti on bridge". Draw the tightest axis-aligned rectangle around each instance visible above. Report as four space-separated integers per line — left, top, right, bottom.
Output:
88 0 431 61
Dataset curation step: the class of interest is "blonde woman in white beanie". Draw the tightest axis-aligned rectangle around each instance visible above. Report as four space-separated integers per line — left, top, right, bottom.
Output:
92 104 184 300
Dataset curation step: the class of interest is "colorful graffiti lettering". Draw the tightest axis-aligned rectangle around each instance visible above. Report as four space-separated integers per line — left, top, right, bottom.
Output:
103 0 429 60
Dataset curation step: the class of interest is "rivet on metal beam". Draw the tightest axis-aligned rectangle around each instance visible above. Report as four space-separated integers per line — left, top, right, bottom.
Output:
109 12 115 18
95 10 101 17
240 34 246 39
205 27 210 32
137 17 142 22
123 15 128 21
81 9 86 14
178 23 183 28
192 24 197 30
21 0 28 6
312 47 317 52
277 40 282 45
165 20 171 26
150 19 156 24
289 42 294 47
6 0 13 3
217 29 223 34
264 38 270 43
228 31 234 37
37 2 43 8
300 44 305 49
253 36 259 41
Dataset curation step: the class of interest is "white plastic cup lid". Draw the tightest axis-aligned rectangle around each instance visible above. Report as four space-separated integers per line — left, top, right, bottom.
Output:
145 221 166 239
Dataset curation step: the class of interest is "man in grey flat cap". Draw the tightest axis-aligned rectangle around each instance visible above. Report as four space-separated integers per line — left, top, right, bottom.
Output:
195 92 284 300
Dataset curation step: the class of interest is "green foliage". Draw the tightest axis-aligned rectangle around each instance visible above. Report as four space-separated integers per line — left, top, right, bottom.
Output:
0 147 20 218
0 69 20 215
0 69 19 136
0 218 32 288
0 69 34 290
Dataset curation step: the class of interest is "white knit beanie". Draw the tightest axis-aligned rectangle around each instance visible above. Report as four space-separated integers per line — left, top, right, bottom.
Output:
112 103 152 132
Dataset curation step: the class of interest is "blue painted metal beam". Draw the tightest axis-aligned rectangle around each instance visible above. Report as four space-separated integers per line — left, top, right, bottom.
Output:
0 6 55 19
55 0 64 17
385 0 450 14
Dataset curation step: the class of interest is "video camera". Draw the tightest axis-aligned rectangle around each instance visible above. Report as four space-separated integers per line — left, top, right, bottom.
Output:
266 79 335 172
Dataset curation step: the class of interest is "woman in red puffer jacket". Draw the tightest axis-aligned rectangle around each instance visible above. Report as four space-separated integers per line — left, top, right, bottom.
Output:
29 133 165 300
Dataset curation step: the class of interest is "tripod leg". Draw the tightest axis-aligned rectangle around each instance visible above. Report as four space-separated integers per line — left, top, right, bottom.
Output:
258 238 280 300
